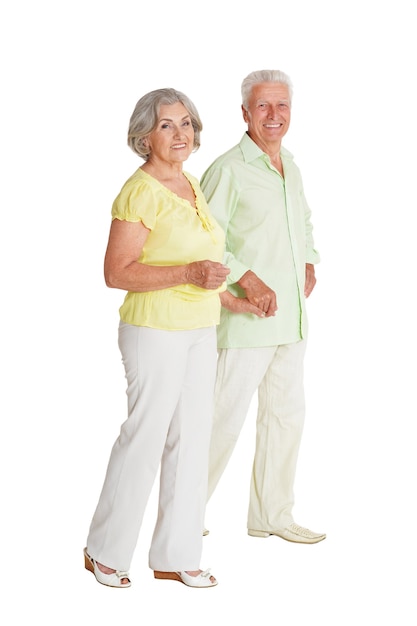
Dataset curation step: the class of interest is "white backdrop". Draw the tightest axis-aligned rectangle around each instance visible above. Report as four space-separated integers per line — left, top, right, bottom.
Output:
1 1 416 624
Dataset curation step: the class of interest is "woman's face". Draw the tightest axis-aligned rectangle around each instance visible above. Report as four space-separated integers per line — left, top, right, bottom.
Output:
146 102 195 165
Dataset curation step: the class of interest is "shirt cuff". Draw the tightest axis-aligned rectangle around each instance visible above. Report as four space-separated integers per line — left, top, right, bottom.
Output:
306 248 321 264
226 258 251 284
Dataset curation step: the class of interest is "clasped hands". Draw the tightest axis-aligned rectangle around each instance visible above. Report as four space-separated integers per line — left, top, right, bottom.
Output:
220 270 278 318
220 265 316 316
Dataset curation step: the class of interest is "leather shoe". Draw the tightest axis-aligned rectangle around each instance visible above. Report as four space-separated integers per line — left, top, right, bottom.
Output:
248 522 326 544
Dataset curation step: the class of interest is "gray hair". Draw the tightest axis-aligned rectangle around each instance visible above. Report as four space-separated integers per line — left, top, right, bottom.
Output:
127 88 203 160
241 70 293 109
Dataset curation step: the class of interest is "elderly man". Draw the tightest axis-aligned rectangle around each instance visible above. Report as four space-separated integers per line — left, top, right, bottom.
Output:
200 69 325 544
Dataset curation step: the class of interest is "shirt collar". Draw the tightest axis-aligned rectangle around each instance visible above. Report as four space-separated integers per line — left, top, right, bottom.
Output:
239 131 293 164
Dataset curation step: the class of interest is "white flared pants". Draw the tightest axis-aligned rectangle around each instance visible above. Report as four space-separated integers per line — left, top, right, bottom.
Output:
86 323 217 572
207 340 306 530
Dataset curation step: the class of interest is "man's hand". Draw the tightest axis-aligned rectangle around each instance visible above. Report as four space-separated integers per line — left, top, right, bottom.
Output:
220 290 266 317
304 263 316 297
238 270 277 317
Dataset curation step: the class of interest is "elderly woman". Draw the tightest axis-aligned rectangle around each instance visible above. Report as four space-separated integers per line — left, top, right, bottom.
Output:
84 88 229 589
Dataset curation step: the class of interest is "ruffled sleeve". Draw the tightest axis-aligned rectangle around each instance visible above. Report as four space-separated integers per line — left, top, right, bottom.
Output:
111 171 157 231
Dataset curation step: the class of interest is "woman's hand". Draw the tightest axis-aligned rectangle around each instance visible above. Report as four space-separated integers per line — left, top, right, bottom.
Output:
185 260 230 289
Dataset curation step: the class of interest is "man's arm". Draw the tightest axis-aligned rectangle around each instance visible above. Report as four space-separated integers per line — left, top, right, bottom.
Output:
201 164 278 316
201 166 250 283
299 175 319 297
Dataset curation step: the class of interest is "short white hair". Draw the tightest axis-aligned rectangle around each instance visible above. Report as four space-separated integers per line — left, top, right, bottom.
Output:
241 70 293 108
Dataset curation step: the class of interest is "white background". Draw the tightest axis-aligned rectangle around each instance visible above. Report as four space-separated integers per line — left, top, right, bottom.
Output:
1 1 416 624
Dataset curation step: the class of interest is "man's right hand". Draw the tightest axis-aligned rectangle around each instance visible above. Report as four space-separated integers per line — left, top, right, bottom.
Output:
220 290 266 317
237 270 278 317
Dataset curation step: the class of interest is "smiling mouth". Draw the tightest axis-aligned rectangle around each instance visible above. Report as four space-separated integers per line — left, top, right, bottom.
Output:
264 123 283 128
172 143 187 149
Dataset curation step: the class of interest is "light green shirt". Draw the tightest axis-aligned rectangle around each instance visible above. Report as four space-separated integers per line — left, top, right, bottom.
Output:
200 133 320 348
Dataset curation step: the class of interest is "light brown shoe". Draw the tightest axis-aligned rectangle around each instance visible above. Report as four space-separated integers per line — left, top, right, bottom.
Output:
248 522 326 544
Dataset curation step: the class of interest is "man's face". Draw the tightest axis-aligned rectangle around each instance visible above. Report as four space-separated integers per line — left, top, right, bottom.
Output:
242 82 291 151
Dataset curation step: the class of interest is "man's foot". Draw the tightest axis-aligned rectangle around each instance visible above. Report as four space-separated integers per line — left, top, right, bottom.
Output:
248 522 326 544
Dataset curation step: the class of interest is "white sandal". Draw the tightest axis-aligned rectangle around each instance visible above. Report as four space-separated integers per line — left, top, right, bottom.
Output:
154 569 217 588
84 548 131 588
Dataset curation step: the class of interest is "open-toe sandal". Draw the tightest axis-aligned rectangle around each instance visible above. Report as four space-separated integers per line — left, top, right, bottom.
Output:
154 569 217 588
84 547 131 588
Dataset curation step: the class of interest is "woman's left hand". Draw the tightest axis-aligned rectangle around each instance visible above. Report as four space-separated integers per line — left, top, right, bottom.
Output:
185 260 230 289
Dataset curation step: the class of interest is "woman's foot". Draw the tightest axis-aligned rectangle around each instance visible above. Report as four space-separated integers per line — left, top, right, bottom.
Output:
185 570 217 585
84 548 131 588
96 562 130 586
154 568 218 587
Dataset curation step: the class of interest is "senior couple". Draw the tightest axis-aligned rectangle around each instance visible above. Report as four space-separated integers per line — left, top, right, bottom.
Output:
83 69 325 590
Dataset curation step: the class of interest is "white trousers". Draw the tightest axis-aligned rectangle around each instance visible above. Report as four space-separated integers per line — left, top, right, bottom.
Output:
207 340 307 530
87 323 217 572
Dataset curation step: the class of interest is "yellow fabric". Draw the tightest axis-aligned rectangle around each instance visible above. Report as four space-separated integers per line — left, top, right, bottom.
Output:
111 168 226 330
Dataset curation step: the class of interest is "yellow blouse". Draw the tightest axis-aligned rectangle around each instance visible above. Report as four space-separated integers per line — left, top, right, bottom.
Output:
111 168 226 330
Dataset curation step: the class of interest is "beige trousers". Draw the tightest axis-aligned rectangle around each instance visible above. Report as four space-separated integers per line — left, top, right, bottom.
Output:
207 340 306 531
87 323 217 572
